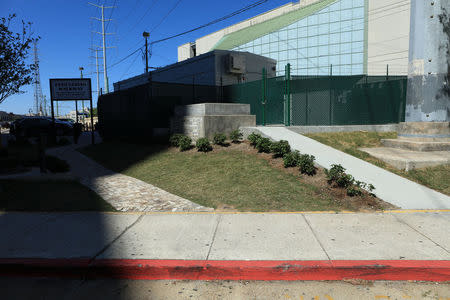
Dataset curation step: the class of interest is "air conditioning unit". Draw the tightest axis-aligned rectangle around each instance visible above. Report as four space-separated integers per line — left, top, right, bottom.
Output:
226 54 246 74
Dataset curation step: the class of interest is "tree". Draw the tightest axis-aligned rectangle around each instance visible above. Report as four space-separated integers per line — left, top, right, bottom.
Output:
0 14 39 104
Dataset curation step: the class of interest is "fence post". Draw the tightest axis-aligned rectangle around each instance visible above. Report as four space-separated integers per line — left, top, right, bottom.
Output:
386 64 389 81
192 74 195 103
329 64 333 125
284 63 291 126
262 67 267 126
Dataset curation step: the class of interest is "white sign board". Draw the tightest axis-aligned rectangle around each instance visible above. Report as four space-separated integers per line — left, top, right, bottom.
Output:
50 78 92 101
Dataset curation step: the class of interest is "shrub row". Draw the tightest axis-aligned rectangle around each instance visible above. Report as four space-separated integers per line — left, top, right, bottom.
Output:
169 130 243 153
247 131 375 195
247 132 316 176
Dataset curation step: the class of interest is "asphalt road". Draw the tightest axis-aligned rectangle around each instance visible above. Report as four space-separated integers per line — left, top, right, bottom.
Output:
1 278 449 300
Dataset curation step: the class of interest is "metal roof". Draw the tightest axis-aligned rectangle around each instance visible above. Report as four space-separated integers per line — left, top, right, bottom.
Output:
212 0 338 50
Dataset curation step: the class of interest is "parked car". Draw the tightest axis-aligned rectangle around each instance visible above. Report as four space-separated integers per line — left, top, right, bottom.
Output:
58 118 75 124
11 117 73 138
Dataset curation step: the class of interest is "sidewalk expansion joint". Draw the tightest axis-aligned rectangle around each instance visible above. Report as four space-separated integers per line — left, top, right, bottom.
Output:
302 214 331 261
206 214 222 261
393 215 450 255
88 214 145 264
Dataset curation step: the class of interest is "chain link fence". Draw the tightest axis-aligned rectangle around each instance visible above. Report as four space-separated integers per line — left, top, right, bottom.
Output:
223 70 406 126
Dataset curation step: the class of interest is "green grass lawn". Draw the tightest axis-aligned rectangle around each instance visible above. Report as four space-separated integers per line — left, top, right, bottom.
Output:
305 132 450 196
80 142 342 212
0 180 116 211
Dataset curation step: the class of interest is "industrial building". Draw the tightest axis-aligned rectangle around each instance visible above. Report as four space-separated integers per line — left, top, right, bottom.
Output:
102 0 414 139
178 0 410 76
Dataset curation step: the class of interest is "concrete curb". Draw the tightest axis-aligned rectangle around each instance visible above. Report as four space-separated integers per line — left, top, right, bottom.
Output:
1 259 449 282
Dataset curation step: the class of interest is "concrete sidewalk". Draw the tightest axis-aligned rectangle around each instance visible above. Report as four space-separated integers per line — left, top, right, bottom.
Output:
1 212 449 260
1 211 449 281
250 126 450 210
0 211 450 282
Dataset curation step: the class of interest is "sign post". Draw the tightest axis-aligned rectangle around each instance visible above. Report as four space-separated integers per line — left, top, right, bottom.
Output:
49 78 94 144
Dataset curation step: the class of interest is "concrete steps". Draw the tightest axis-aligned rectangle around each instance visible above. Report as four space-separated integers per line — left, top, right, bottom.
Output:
381 138 450 152
360 147 450 171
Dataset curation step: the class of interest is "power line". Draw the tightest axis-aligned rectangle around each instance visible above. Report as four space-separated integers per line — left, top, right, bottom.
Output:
105 0 117 31
113 0 270 70
150 0 184 34
108 46 143 69
150 0 269 45
123 0 159 37
120 51 141 79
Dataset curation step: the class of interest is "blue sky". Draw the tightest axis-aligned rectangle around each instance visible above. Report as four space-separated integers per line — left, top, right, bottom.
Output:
2 0 293 115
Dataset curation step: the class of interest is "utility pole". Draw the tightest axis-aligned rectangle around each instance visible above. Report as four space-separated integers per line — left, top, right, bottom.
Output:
79 67 84 123
143 31 150 74
89 47 103 100
89 2 115 94
33 41 44 116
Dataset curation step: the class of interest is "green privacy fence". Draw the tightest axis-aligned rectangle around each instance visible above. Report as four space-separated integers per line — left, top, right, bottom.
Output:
223 66 407 126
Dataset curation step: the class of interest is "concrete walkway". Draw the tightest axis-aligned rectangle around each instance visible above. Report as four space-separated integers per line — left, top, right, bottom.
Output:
250 126 450 210
2 133 212 212
1 211 449 260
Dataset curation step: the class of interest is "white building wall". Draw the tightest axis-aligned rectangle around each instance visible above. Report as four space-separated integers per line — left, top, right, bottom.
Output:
180 1 322 61
179 0 412 76
178 43 194 61
367 0 410 75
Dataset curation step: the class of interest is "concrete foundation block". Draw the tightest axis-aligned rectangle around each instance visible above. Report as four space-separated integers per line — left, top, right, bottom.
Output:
170 103 256 140
398 122 450 140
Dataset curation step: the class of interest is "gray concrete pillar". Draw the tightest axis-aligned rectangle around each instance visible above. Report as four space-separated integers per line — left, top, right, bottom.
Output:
405 0 450 123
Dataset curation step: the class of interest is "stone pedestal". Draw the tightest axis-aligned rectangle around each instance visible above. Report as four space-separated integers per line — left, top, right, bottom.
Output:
170 103 256 140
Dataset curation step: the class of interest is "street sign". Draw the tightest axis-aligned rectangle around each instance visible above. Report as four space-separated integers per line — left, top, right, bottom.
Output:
49 78 92 101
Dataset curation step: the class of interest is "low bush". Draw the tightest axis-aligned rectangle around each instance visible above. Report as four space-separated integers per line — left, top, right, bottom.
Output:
255 137 272 153
283 150 301 168
248 132 262 146
346 186 363 197
270 140 291 158
196 137 212 152
169 133 185 147
325 164 345 183
45 155 70 173
229 130 243 143
298 154 316 175
325 164 376 197
178 136 193 151
213 133 227 146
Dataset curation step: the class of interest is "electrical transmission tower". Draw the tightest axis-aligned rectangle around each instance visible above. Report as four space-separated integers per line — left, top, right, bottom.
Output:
89 47 103 99
33 41 45 116
89 2 115 94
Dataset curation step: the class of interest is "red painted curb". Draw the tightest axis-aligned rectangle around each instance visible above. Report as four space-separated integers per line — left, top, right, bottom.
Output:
0 259 449 281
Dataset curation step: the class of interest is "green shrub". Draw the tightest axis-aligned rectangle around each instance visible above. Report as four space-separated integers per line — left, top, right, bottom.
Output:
248 132 262 146
213 133 227 146
270 140 291 158
45 155 70 173
196 137 212 152
283 150 301 168
229 129 243 143
178 136 192 151
325 164 353 187
346 186 363 197
325 164 346 183
255 137 272 153
325 164 376 197
298 154 316 175
169 133 185 147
